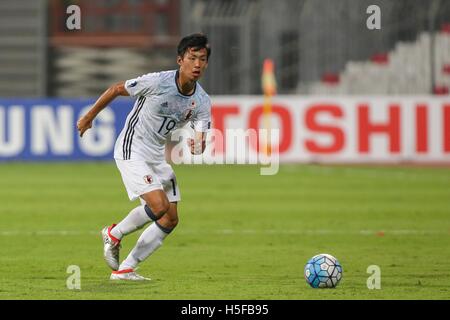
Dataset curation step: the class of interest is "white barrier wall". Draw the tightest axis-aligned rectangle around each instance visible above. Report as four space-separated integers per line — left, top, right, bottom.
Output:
209 96 450 163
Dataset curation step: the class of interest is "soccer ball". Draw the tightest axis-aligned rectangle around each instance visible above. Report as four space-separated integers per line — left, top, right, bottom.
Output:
304 253 343 288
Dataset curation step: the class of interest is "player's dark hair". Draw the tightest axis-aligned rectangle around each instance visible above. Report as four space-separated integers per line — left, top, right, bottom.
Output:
177 33 211 60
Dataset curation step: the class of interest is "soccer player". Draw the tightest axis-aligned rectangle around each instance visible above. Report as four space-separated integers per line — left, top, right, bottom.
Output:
76 33 211 281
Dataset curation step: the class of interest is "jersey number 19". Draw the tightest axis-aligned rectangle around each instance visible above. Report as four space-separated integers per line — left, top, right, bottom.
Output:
158 116 176 135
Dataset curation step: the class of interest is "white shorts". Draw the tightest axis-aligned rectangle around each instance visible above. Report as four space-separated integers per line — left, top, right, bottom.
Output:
115 159 181 202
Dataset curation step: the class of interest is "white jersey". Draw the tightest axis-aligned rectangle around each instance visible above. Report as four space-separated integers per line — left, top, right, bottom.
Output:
114 70 211 163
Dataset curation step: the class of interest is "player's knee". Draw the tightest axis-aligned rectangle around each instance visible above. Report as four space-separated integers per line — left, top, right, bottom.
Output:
161 216 178 230
168 216 179 229
161 200 171 214
148 199 170 217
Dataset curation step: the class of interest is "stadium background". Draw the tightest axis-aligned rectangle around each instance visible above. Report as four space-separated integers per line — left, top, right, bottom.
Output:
0 0 449 300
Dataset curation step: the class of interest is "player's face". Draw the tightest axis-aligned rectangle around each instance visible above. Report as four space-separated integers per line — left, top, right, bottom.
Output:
178 48 208 81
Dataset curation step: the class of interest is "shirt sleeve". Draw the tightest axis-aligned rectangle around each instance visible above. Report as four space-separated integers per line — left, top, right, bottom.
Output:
124 72 159 97
191 96 212 133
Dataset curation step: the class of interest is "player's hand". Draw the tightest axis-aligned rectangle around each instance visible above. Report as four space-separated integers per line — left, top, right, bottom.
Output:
187 138 197 154
77 116 93 137
187 138 205 155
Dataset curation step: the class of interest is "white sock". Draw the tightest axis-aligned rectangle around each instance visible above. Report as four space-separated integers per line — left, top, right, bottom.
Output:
110 205 152 240
119 223 170 270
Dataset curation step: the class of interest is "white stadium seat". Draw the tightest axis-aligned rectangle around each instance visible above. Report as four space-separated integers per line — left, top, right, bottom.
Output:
302 31 450 95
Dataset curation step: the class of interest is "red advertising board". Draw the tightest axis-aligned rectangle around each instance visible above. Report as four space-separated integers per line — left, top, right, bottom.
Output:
208 96 450 163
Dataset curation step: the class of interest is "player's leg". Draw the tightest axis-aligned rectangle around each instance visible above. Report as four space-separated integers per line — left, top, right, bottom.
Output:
109 160 168 241
103 160 165 271
111 162 180 279
108 206 152 241
134 161 180 228
149 162 181 232
109 189 168 241
156 202 179 231
117 202 178 272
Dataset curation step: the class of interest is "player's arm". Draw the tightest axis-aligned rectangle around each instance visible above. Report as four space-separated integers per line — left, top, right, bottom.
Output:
188 96 211 155
77 82 129 137
188 131 207 155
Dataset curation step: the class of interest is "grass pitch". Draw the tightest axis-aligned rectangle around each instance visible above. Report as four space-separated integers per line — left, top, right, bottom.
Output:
0 162 449 299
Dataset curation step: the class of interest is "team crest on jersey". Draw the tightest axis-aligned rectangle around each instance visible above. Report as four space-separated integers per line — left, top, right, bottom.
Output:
161 102 168 108
143 175 153 184
190 100 196 108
